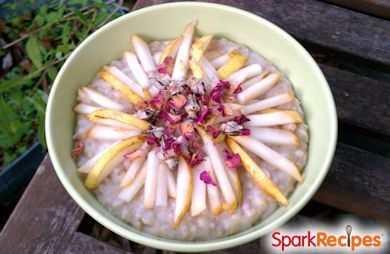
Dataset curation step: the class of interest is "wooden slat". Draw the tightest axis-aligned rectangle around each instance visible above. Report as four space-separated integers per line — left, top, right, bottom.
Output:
133 0 390 66
0 156 85 254
320 64 390 136
314 143 390 222
65 232 132 254
322 0 390 19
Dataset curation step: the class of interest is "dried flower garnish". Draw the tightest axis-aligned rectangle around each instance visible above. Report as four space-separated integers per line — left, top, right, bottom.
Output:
148 92 164 109
157 56 174 75
205 125 222 139
189 151 204 168
196 106 210 123
200 170 217 186
233 85 242 94
224 149 241 169
233 114 250 124
146 135 160 146
168 94 187 111
71 140 84 158
240 128 250 136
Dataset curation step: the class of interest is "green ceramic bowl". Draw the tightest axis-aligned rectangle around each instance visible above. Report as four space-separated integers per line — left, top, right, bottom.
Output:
46 2 337 252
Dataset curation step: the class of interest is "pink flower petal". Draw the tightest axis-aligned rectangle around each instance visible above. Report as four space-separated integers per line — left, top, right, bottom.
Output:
200 171 217 186
148 92 164 109
168 94 187 111
240 128 251 136
224 149 241 169
196 106 210 123
233 114 250 124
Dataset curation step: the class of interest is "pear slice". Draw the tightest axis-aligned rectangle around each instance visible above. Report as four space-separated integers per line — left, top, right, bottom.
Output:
131 34 156 73
124 52 150 89
78 87 126 111
240 93 294 115
121 143 150 187
231 135 302 182
203 157 223 215
173 156 193 229
225 166 242 205
159 36 183 64
189 59 204 79
87 109 151 130
199 57 219 83
84 136 144 189
87 125 141 140
195 127 237 212
191 35 213 62
172 20 197 81
104 66 151 100
87 118 137 130
217 50 248 80
78 141 121 173
240 72 269 90
226 137 288 206
99 70 146 107
167 168 177 199
244 111 303 127
74 103 101 115
237 72 280 104
211 50 236 69
118 161 148 202
190 163 207 217
144 150 160 209
204 50 224 61
226 64 262 84
155 163 169 207
250 127 299 146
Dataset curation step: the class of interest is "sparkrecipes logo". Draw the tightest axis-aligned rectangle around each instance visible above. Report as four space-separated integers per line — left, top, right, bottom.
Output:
264 217 388 253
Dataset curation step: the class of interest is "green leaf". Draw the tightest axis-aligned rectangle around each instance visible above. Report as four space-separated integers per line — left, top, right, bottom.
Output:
38 115 46 148
47 66 58 81
26 36 42 68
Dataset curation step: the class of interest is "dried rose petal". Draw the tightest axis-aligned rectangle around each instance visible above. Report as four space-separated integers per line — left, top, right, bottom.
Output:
159 110 181 124
220 80 231 89
189 151 204 168
210 84 224 103
146 135 160 146
71 140 84 158
233 85 242 94
234 114 250 124
168 94 187 111
180 122 195 139
196 106 210 123
206 125 222 139
200 171 217 186
148 92 164 109
157 56 174 75
224 149 241 169
240 128 251 136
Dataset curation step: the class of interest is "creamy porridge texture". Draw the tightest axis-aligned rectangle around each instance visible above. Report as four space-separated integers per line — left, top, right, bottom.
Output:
72 21 308 240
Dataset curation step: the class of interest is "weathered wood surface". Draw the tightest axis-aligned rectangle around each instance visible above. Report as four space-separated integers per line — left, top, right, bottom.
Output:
0 156 85 254
0 0 389 253
133 0 390 66
322 0 390 19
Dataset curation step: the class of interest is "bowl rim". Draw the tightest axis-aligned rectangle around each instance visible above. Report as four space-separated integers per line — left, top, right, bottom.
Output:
46 1 337 252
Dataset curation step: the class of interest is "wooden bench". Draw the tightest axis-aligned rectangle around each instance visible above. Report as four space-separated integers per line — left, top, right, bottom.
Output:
0 0 389 253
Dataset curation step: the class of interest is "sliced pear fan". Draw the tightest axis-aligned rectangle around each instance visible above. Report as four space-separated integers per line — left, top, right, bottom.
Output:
84 136 144 189
191 35 213 62
196 127 237 212
87 118 137 130
78 87 126 111
199 57 219 83
124 52 151 88
225 165 242 205
173 156 193 228
226 137 288 206
144 150 160 209
87 125 141 140
240 93 294 115
121 143 150 187
171 20 197 80
237 72 280 104
156 163 169 207
118 161 148 202
250 127 299 146
167 168 177 199
203 157 223 215
231 135 302 182
217 50 248 80
226 63 262 85
131 34 156 73
99 70 146 107
78 141 121 173
210 49 238 69
74 103 102 115
104 66 151 100
87 109 151 130
240 72 268 90
244 110 303 127
190 162 207 217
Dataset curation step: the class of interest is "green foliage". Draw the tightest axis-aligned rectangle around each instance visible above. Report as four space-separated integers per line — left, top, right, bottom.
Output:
0 1 125 168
